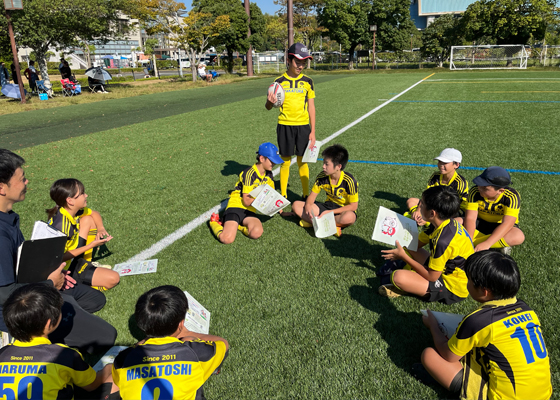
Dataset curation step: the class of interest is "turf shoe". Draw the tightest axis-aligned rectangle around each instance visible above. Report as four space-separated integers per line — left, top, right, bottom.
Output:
378 284 405 298
91 261 112 269
299 219 312 228
334 227 342 237
210 213 222 226
500 246 512 256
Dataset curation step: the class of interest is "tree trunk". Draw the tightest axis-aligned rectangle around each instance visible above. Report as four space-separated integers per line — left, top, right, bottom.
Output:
226 49 234 74
34 47 51 94
188 49 197 82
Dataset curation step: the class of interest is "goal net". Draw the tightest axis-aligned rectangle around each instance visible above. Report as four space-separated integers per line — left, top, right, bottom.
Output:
450 45 528 70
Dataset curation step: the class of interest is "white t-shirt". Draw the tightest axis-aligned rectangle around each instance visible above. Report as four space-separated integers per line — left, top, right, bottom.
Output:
198 66 207 77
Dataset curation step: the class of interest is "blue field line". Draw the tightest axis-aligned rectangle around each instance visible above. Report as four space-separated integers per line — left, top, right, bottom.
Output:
392 100 560 104
318 159 560 176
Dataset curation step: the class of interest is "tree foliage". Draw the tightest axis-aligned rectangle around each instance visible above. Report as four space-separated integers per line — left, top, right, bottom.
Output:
317 0 372 69
460 0 557 44
275 0 325 52
421 14 463 67
370 0 416 52
0 0 134 86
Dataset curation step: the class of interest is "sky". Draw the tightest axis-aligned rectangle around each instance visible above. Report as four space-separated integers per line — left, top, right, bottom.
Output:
180 1 282 16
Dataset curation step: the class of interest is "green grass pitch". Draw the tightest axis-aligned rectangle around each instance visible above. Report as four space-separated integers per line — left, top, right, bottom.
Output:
3 69 560 399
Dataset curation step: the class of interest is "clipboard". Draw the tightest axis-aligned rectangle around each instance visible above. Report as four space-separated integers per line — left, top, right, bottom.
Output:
16 236 67 283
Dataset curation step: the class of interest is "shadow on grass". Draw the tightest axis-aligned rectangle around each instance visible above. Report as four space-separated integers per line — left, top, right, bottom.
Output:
323 234 387 272
349 277 453 399
373 190 409 212
221 160 251 177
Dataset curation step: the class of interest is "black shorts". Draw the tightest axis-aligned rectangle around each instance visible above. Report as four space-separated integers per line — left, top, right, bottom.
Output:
277 124 311 157
223 207 258 225
476 219 519 235
316 201 358 219
68 258 96 286
424 276 465 305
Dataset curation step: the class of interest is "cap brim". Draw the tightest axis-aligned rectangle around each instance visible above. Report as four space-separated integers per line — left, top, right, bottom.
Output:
289 53 312 60
473 176 492 186
434 157 452 163
269 155 285 165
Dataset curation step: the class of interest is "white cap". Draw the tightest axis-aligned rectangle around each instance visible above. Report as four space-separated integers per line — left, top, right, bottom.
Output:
434 148 462 164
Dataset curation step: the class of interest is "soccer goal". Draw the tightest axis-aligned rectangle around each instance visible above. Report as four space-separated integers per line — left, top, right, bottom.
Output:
450 45 528 70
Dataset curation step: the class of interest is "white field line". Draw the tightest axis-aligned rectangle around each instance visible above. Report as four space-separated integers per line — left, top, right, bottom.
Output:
126 73 434 262
428 78 560 81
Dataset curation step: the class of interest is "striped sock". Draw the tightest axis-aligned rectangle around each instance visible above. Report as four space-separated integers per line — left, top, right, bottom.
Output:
237 225 249 237
210 221 223 238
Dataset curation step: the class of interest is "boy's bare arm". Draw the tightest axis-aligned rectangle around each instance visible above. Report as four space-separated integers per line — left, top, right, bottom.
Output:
179 328 230 351
423 310 461 363
62 236 113 261
265 91 276 110
381 241 440 281
303 191 319 217
241 193 255 208
90 210 109 239
464 209 478 238
81 364 113 392
475 215 516 251
307 98 316 148
320 201 357 217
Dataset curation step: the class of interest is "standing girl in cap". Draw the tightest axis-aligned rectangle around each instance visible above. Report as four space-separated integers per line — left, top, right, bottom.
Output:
266 43 316 201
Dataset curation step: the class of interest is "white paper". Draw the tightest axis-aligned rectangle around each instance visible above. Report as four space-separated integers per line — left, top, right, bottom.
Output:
249 185 290 216
311 210 338 238
93 346 128 371
302 140 322 163
31 221 66 240
372 206 419 251
113 259 158 276
420 310 465 340
183 290 211 334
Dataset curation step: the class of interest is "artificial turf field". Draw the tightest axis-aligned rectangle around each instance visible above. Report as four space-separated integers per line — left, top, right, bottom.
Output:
2 69 560 399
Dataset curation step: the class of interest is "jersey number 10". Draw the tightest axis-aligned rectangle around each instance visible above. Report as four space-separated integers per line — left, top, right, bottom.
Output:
510 322 547 364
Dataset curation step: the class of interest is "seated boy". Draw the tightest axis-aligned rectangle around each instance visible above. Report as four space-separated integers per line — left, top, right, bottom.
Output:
379 186 474 304
406 148 468 226
0 283 114 398
112 285 229 400
291 144 358 237
464 166 524 254
209 142 284 244
419 251 552 399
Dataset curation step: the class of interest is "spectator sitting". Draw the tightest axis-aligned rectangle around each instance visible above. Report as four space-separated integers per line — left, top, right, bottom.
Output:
60 60 73 80
0 62 9 87
10 63 18 85
88 76 108 93
198 63 212 82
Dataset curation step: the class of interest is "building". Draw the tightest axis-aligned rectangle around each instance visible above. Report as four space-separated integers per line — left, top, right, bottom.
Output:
410 0 478 29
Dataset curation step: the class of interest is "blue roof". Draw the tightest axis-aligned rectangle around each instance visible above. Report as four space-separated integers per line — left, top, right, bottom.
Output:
419 0 476 15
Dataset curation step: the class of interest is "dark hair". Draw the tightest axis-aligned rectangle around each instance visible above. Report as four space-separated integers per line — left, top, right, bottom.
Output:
135 285 188 337
29 60 35 65
421 186 461 220
4 283 63 342
322 144 349 170
0 149 25 185
46 178 85 220
465 251 520 300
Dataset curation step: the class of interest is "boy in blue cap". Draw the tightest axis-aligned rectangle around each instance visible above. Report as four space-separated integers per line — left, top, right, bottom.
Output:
210 142 284 244
464 166 524 254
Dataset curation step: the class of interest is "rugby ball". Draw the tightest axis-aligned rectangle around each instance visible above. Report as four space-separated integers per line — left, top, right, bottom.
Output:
268 82 285 108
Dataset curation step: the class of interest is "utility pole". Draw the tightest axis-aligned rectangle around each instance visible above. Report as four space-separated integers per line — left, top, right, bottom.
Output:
4 0 26 103
287 0 294 47
244 0 253 76
370 25 377 70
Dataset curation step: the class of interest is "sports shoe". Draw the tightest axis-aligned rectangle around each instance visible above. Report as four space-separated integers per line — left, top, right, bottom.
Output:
91 261 112 269
210 213 222 226
299 219 312 228
499 246 512 256
334 227 342 237
378 284 404 298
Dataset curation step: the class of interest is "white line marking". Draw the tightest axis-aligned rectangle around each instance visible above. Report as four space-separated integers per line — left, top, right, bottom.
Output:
127 75 430 262
427 78 560 81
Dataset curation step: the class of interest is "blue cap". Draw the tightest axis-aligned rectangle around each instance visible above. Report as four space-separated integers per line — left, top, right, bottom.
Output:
257 142 284 165
473 166 511 187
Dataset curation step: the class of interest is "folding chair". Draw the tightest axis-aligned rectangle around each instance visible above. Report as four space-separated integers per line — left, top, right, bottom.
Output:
35 80 53 98
61 78 78 97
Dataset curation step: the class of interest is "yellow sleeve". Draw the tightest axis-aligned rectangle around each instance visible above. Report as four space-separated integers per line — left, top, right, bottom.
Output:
307 81 315 99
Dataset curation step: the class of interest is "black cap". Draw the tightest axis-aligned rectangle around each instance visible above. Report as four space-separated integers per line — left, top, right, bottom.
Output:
288 43 312 60
473 166 511 187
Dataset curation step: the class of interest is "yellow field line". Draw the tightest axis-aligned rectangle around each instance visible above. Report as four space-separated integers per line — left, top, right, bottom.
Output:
422 73 436 80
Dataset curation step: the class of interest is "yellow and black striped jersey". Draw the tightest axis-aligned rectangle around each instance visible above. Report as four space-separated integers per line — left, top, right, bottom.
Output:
448 298 552 400
48 207 92 269
112 336 228 400
274 73 315 126
466 187 520 224
0 337 96 399
418 219 474 298
311 171 359 207
427 171 469 210
227 164 275 212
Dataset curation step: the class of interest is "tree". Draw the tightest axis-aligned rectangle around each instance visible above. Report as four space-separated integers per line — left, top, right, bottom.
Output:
143 38 160 55
275 0 325 53
460 0 557 45
421 14 463 67
370 0 417 52
193 0 265 73
265 15 288 51
317 0 372 69
0 0 134 88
